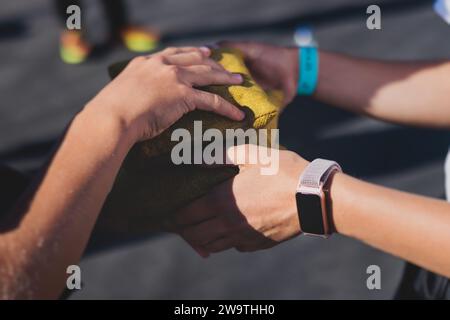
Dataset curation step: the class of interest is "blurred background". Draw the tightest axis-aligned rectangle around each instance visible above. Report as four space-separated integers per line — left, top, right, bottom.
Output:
1 0 450 299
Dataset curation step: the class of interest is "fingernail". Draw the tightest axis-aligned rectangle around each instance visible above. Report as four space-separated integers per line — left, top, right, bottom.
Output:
232 73 243 82
199 46 211 56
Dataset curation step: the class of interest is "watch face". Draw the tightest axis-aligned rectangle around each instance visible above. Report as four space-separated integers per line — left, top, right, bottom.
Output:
296 193 325 235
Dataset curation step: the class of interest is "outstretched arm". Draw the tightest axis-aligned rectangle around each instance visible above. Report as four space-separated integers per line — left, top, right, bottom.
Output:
331 170 450 277
175 42 450 277
316 52 450 128
220 41 450 128
0 47 244 299
0 108 133 299
174 146 450 278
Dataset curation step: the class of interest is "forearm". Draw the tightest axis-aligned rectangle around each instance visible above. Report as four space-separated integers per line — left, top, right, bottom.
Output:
0 45 245 299
330 172 450 278
303 49 450 128
0 105 133 299
301 50 450 275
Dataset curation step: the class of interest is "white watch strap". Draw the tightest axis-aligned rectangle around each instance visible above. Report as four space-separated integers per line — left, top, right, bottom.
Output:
297 159 342 192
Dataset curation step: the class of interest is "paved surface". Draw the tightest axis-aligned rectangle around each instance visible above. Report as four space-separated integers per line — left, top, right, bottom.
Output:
1 0 450 299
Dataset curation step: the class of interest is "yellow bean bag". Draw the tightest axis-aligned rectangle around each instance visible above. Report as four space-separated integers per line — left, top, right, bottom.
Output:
93 48 284 241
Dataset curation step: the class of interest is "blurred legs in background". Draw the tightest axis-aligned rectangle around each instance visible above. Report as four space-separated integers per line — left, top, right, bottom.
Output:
54 0 160 64
55 0 91 64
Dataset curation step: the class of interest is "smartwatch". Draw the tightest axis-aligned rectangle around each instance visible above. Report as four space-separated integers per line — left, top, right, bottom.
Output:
296 159 342 238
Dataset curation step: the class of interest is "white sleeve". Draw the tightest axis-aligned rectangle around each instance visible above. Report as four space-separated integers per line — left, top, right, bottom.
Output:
435 0 450 24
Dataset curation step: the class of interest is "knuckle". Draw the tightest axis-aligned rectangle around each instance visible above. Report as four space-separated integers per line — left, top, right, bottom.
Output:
182 93 195 112
167 65 181 77
248 216 264 232
178 84 191 97
130 56 146 65
211 94 220 109
163 46 177 54
214 61 226 70
202 65 213 73
209 60 225 70
192 50 203 59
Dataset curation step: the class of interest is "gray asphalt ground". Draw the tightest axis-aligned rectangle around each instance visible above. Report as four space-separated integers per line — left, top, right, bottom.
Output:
1 0 450 299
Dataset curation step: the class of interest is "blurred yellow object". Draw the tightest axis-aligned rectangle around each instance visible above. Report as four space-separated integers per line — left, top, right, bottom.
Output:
59 30 91 64
121 26 160 53
93 48 285 241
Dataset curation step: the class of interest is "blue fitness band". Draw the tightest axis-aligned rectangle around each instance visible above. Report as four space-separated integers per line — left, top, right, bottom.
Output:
297 47 319 95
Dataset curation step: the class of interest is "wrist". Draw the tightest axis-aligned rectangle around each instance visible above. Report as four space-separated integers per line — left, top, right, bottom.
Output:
297 47 320 96
295 158 342 237
328 172 356 237
287 154 309 237
283 48 299 102
75 103 137 153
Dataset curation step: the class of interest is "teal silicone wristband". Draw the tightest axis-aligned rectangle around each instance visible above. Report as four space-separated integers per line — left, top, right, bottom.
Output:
297 47 319 95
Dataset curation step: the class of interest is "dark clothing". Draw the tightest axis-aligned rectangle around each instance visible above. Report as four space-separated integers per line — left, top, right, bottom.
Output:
54 0 128 35
395 263 450 299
